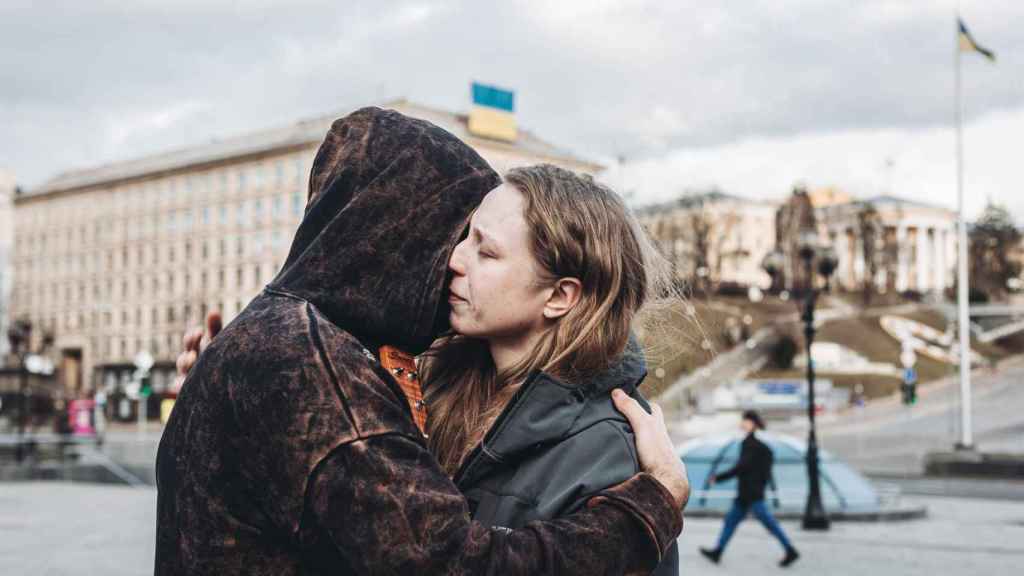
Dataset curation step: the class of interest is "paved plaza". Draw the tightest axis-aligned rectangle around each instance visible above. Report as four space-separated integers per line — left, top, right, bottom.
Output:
2 481 1022 575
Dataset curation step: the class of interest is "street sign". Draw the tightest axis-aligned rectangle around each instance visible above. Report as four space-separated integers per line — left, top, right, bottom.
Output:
904 367 917 384
900 344 917 369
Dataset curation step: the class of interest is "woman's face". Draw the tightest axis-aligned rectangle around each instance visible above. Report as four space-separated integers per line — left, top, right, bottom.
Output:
447 184 551 344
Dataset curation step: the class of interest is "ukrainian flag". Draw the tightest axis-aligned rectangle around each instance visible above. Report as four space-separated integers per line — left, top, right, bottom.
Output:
468 82 517 142
959 18 995 62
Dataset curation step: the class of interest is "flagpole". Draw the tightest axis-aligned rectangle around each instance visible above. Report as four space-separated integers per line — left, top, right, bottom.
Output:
954 13 974 450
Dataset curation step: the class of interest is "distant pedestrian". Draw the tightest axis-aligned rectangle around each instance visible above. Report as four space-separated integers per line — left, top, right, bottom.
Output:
700 410 800 567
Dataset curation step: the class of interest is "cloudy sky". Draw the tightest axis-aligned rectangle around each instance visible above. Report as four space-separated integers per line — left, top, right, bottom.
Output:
2 0 1022 219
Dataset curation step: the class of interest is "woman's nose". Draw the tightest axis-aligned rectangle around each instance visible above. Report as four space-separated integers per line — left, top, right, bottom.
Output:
449 240 467 275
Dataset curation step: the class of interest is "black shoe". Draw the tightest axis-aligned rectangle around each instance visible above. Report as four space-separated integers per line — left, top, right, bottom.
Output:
779 548 800 567
699 547 721 564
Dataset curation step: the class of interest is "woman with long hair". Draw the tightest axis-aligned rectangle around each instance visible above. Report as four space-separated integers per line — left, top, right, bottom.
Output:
175 138 686 573
422 163 680 574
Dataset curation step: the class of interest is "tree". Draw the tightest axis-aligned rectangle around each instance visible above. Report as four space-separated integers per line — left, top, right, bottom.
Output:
856 202 882 305
969 202 1022 301
773 185 817 293
681 190 741 293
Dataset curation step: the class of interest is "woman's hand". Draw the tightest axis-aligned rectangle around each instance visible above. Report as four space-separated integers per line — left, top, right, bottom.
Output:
173 311 222 389
612 389 690 510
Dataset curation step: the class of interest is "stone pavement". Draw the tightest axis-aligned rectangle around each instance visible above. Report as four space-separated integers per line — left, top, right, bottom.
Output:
2 481 1023 575
680 495 1024 575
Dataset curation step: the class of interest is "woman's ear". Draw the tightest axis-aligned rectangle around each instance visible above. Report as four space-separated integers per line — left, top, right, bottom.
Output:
543 278 582 319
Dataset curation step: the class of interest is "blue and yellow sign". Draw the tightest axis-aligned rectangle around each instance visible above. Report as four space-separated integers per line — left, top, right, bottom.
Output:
468 82 517 142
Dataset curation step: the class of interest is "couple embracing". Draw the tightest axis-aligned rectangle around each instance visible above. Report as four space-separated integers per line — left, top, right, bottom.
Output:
155 107 689 575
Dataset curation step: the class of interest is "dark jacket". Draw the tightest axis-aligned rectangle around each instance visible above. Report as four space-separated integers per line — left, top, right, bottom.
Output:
453 336 680 576
154 107 682 575
714 433 774 505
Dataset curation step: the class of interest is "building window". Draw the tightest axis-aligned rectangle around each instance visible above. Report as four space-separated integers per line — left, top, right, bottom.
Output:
219 205 228 225
291 192 303 217
272 195 283 220
236 267 244 288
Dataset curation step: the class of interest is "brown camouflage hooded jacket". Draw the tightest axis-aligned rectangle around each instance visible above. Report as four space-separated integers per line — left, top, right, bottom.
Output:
154 107 682 575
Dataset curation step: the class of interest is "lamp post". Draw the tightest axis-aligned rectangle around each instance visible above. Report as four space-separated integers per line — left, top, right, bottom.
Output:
796 232 836 531
6 319 54 463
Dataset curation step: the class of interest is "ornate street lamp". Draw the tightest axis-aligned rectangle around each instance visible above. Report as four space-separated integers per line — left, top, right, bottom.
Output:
761 249 786 292
6 319 54 463
796 233 837 531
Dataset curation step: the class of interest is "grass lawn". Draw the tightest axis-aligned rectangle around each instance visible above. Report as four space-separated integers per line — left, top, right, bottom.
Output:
639 292 1022 400
751 305 1013 399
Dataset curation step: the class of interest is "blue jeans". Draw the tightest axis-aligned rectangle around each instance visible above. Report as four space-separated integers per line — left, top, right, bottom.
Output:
716 499 794 552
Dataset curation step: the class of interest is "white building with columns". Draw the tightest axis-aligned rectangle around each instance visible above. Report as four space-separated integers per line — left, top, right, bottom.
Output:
816 195 957 295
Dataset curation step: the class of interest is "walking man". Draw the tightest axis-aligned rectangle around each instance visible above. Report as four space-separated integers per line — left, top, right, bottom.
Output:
700 410 800 567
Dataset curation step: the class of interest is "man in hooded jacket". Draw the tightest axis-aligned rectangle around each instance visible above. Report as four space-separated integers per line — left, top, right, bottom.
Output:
155 107 685 575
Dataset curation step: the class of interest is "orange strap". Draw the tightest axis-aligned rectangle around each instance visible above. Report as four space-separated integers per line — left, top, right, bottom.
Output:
378 345 428 436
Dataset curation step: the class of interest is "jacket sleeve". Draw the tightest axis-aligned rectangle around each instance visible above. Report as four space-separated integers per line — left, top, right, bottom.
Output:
304 432 682 575
714 442 753 483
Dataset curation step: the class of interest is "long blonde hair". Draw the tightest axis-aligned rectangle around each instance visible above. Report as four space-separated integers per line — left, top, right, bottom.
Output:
421 164 675 475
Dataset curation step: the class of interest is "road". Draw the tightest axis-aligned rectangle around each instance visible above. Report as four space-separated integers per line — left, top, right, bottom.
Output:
772 356 1024 477
2 482 1022 576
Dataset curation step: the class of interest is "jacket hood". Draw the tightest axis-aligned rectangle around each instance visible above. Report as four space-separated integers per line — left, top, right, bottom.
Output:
269 107 501 354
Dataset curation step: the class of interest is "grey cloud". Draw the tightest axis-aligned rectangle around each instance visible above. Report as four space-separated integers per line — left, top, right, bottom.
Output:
2 0 1022 187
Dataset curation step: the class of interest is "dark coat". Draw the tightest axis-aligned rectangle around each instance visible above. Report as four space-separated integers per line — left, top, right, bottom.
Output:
154 107 682 575
714 433 774 505
453 336 680 576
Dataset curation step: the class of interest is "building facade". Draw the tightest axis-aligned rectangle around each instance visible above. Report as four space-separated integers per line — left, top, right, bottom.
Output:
816 195 957 295
8 100 601 401
638 191 779 289
638 188 959 297
0 170 14 363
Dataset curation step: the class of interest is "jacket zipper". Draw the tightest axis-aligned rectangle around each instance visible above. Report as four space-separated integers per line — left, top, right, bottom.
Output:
453 370 542 488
